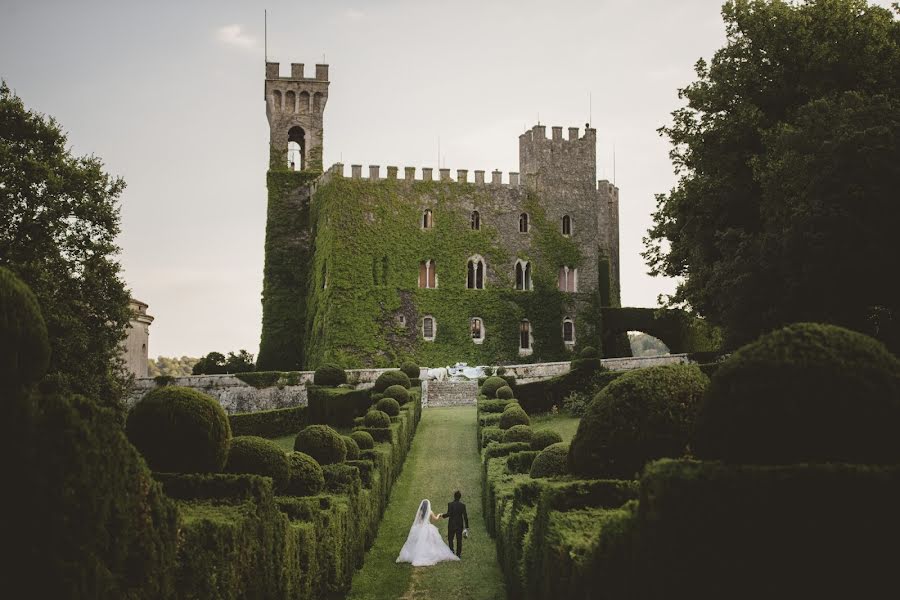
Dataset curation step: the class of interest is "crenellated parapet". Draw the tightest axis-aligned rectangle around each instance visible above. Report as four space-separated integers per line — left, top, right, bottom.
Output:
519 124 597 188
323 163 528 187
265 61 330 172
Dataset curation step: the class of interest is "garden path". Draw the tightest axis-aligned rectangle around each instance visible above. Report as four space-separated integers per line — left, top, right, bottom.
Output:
347 405 505 600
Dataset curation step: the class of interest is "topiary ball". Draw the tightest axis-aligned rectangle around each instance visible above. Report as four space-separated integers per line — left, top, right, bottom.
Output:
225 436 290 490
499 405 530 429
126 386 231 473
375 396 400 417
481 376 508 398
569 364 709 479
383 384 411 405
530 442 570 478
579 346 599 359
314 363 347 386
496 386 515 400
400 361 420 380
0 267 50 391
342 435 361 460
285 452 324 496
293 424 347 465
695 323 900 465
350 430 375 449
503 424 534 444
364 409 391 428
531 429 563 451
374 370 411 392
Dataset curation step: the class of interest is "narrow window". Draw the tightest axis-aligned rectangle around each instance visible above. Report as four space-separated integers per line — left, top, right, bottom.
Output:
423 316 435 340
299 91 310 113
313 91 324 112
285 90 296 113
287 126 306 171
525 262 532 290
519 213 529 233
419 260 436 288
272 89 283 109
519 320 531 350
471 210 481 230
515 260 531 291
422 209 433 230
558 266 577 292
467 256 485 289
562 215 571 236
563 318 575 344
471 317 484 343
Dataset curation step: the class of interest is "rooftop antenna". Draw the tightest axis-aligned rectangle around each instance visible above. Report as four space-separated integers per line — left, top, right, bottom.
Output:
264 10 267 62
588 91 592 126
437 136 440 169
613 142 617 185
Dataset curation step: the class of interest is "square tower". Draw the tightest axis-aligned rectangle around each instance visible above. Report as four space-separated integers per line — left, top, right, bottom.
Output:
265 62 329 172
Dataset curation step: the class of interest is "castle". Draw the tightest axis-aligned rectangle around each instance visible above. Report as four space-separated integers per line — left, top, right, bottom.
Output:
256 62 621 370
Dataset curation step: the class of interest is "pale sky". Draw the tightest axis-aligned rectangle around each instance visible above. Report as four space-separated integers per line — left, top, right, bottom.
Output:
4 0 888 358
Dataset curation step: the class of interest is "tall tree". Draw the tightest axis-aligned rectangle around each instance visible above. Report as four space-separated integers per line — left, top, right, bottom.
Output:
0 82 132 408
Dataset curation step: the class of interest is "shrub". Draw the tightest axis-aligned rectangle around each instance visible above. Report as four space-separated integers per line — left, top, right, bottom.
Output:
126 386 232 473
307 386 371 427
293 424 346 465
695 323 900 464
229 405 306 438
225 436 290 491
484 442 531 461
313 363 347 386
579 346 599 359
400 361 420 380
364 409 391 429
506 451 539 474
496 385 515 399
375 397 400 417
479 399 514 413
569 364 709 479
0 267 50 390
350 430 375 450
373 370 410 392
382 384 410 406
503 424 534 444
481 427 504 447
342 435 361 460
481 376 508 398
530 442 570 478
531 429 563 451
562 390 590 417
284 452 325 496
479 413 502 428
499 405 530 429
323 463 362 495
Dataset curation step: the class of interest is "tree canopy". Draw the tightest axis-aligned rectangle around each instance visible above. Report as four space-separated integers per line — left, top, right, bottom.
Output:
645 0 900 352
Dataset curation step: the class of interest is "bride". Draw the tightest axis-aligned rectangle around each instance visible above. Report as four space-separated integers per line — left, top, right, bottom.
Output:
396 499 461 566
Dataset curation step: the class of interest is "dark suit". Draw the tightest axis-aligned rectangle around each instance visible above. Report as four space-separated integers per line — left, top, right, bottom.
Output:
444 500 469 557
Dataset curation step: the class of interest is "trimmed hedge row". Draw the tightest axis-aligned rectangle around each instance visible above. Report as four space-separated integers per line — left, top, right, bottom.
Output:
307 386 372 427
229 405 307 438
514 358 610 414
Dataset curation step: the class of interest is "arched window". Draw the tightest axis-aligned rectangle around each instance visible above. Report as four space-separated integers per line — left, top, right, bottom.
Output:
467 256 485 289
562 215 571 236
519 213 529 233
422 316 436 341
288 126 305 171
299 91 310 113
515 260 532 291
422 209 434 230
471 210 481 230
418 260 436 288
563 318 575 345
519 320 533 354
558 266 577 292
285 90 296 113
313 92 324 112
471 317 485 343
272 89 283 109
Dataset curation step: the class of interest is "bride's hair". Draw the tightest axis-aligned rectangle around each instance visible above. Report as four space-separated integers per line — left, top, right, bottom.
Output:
419 500 429 520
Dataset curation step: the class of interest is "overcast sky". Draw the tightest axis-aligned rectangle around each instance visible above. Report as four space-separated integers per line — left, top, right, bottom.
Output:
4 1 889 359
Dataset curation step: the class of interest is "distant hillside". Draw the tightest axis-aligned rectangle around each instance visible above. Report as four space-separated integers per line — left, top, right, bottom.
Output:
147 356 199 377
628 332 670 357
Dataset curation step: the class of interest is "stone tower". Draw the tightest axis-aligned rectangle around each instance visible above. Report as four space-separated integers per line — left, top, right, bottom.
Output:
264 62 329 172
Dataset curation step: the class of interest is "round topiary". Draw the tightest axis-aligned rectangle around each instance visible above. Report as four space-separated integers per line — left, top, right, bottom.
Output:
285 451 324 496
530 442 570 478
364 409 391 428
383 384 411 405
342 435 361 460
374 370 411 392
350 430 375 449
503 424 534 444
499 405 530 429
375 396 401 417
293 424 347 465
481 376 508 398
579 346 599 359
695 322 900 465
314 363 347 386
569 363 709 479
0 267 50 390
225 436 290 490
531 429 563 451
400 361 420 380
496 386 515 400
126 386 231 473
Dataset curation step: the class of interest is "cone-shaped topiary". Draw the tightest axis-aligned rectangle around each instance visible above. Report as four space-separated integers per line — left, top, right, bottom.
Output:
313 363 347 386
126 386 232 473
502 424 534 444
530 429 563 451
383 384 411 405
0 267 50 391
342 435 361 460
579 346 599 359
695 323 900 465
499 405 530 429
375 396 400 417
496 385 515 400
285 451 324 496
350 430 375 449
293 424 346 465
225 436 290 491
530 442 570 478
400 361 420 380
364 409 391 428
481 376 508 398
374 370 411 392
569 363 709 479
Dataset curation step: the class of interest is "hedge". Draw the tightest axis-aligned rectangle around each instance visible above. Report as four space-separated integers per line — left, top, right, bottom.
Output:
313 363 347 386
229 405 307 438
350 430 375 450
225 436 291 491
496 385 515 399
323 463 363 495
481 376 508 398
373 370 410 392
530 442 569 478
364 410 391 428
481 426 504 448
399 361 420 380
383 384 411 405
479 399 516 413
285 451 324 496
514 359 607 414
0 266 50 391
294 424 346 465
530 429 563 451
375 397 401 416
499 405 530 429
307 386 372 427
506 451 539 474
479 413 502 428
502 424 534 444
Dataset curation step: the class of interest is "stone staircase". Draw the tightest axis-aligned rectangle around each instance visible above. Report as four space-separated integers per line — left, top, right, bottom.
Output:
423 379 478 407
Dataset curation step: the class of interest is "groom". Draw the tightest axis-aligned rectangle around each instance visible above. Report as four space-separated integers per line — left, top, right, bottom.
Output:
441 490 469 557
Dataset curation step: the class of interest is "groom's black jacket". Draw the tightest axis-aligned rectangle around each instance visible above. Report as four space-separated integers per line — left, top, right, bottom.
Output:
445 500 469 531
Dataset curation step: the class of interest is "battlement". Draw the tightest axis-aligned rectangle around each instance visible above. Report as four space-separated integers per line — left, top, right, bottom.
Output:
519 124 596 143
265 61 329 82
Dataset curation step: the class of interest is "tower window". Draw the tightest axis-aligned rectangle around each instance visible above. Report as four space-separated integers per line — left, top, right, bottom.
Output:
313 91 324 112
558 266 577 292
471 317 484 343
467 256 485 289
423 316 436 341
418 260 436 288
288 126 306 171
422 209 434 230
272 89 283 109
515 260 532 291
519 320 533 354
519 213 529 233
299 91 310 113
471 210 481 230
562 215 571 236
285 90 296 113
563 318 575 345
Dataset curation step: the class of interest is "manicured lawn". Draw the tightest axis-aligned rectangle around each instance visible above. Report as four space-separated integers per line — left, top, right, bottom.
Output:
347 406 505 600
530 413 581 442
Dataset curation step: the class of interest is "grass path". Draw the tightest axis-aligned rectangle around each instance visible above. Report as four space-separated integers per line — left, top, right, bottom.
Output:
347 405 505 600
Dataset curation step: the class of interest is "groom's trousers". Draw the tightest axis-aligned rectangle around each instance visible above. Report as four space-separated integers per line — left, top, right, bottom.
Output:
448 527 462 557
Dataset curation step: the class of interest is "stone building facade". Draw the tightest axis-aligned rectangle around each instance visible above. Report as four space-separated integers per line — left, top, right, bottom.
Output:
124 299 153 378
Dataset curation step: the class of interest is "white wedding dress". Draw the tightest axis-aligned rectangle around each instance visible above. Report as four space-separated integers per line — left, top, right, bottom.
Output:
396 499 461 566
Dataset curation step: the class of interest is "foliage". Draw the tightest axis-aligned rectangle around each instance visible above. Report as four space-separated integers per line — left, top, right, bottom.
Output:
499 405 530 429
602 307 721 356
562 390 590 417
307 385 372 427
314 363 347 386
229 406 306 438
0 82 131 411
645 0 900 352
570 364 709 478
225 435 291 491
285 451 324 496
373 370 411 392
628 332 670 357
495 385 515 399
147 355 199 378
530 429 563 451
481 376 508 398
503 424 534 444
505 450 539 474
342 435 361 460
478 398 516 413
374 396 400 417
323 463 363 495
579 345 599 359
364 409 391 429
382 384 410 405
126 386 232 473
192 349 256 375
515 358 606 414
235 370 304 388
0 266 49 391
399 361 420 379
695 322 900 464
530 442 570 478
293 424 346 465
481 426 504 448
350 430 375 450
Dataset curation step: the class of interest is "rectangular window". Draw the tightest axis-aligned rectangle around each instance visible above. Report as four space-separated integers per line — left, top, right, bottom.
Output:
423 318 434 339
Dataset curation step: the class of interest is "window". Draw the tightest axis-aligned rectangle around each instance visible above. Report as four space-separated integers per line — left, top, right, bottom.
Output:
471 317 484 343
515 260 532 291
423 316 436 341
287 126 306 171
313 91 324 112
285 90 296 113
397 314 406 326
562 215 571 236
519 213 529 233
471 210 481 230
563 318 575 345
519 320 533 354
299 91 310 113
418 260 436 288
467 256 485 289
272 89 283 109
558 266 577 292
422 209 434 230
